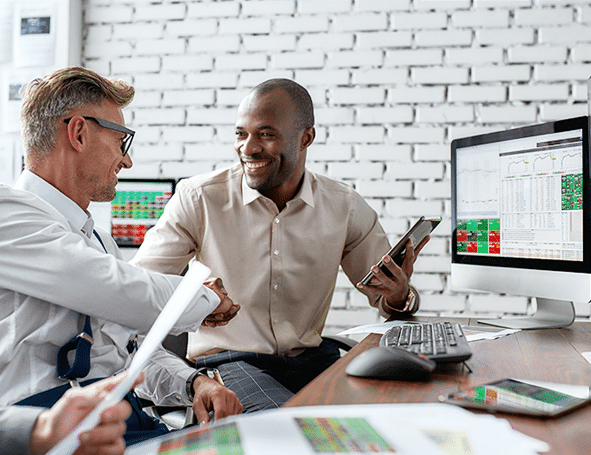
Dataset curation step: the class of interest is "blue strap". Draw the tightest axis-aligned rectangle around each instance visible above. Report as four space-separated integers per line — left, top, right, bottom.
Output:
56 229 106 381
92 229 138 355
93 229 107 252
56 315 93 380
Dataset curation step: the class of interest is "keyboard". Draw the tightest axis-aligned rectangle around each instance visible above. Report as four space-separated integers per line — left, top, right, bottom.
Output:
379 321 472 363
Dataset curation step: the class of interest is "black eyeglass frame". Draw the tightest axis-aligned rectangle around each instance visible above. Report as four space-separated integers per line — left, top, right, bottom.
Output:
63 116 135 156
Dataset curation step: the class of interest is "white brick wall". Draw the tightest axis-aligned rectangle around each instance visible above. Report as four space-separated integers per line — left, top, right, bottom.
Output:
81 0 591 333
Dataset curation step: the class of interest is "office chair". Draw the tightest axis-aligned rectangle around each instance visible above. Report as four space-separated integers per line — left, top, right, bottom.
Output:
142 332 357 430
162 333 357 360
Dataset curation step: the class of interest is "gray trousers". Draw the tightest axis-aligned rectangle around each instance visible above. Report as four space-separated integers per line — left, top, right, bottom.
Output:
193 339 341 413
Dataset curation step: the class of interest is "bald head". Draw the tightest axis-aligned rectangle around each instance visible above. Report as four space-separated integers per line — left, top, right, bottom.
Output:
250 79 314 132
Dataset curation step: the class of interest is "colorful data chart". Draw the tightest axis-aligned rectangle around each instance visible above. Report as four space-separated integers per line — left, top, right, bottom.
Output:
456 219 500 255
111 189 172 246
112 223 147 246
296 417 397 453
561 173 583 210
157 423 244 455
112 190 171 220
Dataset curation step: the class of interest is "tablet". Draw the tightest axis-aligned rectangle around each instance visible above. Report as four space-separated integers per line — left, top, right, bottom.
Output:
360 216 441 286
440 378 591 417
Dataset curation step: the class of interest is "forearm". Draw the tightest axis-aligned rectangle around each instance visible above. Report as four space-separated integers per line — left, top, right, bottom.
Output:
134 344 195 407
0 217 218 334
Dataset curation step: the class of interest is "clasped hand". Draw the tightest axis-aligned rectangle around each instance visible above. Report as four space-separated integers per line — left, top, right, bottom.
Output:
202 277 240 328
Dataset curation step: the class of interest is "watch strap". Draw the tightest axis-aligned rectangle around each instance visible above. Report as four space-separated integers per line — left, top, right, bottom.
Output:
384 285 419 314
185 367 208 401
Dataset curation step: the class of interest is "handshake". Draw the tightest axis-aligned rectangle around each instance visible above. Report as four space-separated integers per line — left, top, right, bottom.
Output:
202 277 240 328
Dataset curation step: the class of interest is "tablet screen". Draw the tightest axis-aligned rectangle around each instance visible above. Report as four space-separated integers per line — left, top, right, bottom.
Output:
443 378 591 417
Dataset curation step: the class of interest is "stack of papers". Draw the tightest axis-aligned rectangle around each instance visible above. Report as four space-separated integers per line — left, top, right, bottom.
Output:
126 403 549 455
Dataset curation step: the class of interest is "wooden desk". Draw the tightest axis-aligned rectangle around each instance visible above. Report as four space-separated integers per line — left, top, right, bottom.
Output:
285 320 591 455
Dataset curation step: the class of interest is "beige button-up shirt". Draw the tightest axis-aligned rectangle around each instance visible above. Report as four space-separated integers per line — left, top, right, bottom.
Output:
132 164 392 359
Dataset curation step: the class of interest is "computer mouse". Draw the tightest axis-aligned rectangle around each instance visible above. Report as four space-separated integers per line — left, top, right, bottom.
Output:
345 346 436 380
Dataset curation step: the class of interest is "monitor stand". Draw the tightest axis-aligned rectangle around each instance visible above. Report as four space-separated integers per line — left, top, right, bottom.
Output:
478 298 576 330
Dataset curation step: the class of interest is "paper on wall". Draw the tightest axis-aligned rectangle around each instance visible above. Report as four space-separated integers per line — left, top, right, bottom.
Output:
0 137 15 185
13 1 56 68
0 0 14 63
2 68 43 133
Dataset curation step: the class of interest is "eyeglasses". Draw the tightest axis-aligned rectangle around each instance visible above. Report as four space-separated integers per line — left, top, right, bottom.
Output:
63 116 135 156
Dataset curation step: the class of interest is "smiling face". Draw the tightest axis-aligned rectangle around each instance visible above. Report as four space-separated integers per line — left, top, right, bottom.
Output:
77 101 133 203
235 88 311 207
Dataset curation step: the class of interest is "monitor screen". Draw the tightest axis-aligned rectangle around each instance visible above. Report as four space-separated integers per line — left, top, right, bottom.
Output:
89 178 175 248
451 116 591 329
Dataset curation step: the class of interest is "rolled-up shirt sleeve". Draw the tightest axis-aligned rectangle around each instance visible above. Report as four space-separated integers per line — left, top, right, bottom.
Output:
135 344 196 407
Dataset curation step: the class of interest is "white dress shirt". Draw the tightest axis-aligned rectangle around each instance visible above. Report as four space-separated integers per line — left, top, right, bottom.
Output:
0 171 219 406
0 406 42 455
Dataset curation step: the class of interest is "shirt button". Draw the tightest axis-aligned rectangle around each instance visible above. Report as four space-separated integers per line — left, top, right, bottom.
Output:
274 218 280 224
274 250 279 256
273 284 278 290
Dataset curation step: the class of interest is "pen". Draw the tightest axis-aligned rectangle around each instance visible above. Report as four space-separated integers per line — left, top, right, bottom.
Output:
209 368 224 386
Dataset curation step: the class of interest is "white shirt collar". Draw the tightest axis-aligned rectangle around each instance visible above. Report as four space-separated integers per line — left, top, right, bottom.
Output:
241 168 315 209
14 170 94 238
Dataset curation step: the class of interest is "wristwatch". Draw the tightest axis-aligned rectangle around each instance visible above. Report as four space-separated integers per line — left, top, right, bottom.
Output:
185 367 208 401
387 288 417 313
185 367 223 401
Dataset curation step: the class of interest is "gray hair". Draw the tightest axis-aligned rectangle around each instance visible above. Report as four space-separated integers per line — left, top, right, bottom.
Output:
20 66 134 160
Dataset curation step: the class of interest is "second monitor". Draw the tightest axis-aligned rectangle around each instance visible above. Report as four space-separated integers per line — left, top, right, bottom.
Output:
90 178 175 248
451 116 591 329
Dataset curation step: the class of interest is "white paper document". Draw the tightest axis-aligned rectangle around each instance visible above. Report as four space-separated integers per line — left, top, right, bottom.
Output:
125 403 549 455
337 320 409 336
462 326 521 342
0 137 15 185
2 68 43 133
47 262 213 455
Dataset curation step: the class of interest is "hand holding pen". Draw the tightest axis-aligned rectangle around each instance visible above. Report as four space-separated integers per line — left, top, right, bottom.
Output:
191 368 243 425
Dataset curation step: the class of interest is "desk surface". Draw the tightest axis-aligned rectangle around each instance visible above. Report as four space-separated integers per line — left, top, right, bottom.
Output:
285 319 591 455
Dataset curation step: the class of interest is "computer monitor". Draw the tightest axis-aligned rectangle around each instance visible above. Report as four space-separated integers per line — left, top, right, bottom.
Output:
89 178 175 248
451 116 591 329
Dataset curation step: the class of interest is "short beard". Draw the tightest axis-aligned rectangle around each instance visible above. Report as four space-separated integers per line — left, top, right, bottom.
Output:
79 173 117 203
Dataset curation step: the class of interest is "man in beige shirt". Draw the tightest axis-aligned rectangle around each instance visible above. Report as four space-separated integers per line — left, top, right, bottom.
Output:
132 78 427 412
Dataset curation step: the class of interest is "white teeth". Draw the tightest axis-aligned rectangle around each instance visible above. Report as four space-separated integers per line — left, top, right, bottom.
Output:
245 161 268 169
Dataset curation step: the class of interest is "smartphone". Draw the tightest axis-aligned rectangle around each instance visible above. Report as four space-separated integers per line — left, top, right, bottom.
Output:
360 216 441 286
440 378 591 417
